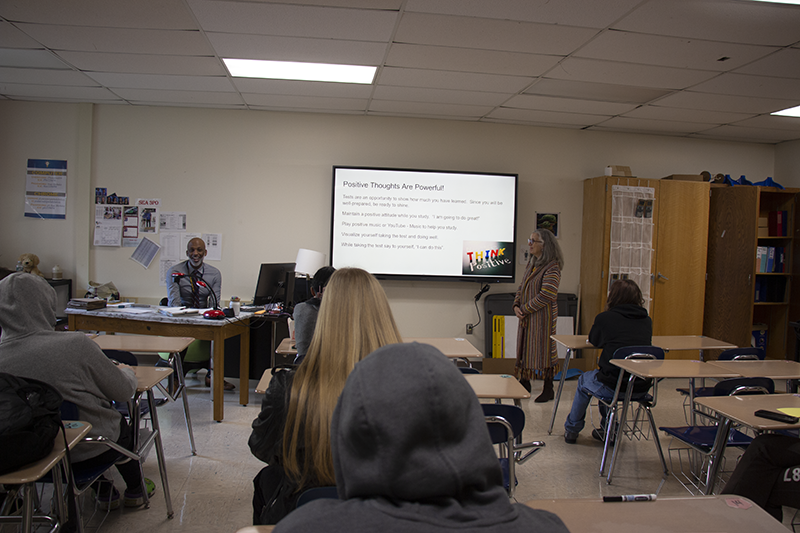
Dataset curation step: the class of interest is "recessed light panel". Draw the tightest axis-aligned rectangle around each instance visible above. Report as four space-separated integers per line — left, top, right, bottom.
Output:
771 105 800 117
223 58 376 84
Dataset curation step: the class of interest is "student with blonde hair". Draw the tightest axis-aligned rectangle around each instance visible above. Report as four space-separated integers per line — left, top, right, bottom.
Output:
248 267 402 524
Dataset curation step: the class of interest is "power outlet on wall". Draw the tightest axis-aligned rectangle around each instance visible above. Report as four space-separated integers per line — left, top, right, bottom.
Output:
466 324 474 335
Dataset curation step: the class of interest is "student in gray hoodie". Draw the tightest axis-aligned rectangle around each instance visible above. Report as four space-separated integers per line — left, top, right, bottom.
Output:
0 273 151 509
274 342 570 533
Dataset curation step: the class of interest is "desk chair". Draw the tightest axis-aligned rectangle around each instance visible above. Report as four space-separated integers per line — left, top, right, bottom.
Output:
659 379 772 495
676 347 765 423
481 404 545 498
598 346 667 481
459 367 481 375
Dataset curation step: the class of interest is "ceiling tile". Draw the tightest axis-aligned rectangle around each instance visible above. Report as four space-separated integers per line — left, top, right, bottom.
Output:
84 72 235 92
548 57 717 89
112 88 244 105
612 0 800 47
242 93 368 111
732 114 800 132
240 0 402 8
206 33 387 65
621 104 753 124
15 24 215 55
525 79 671 104
486 107 609 127
0 66 97 86
0 48 71 69
1 82 120 100
654 90 797 115
502 93 636 115
734 48 800 80
379 66 533 93
595 116 717 134
57 51 225 76
232 77 374 98
394 12 599 55
385 43 560 76
187 0 398 41
692 124 800 143
368 99 492 117
0 0 198 29
691 72 800 100
372 85 508 106
404 0 643 28
0 21 43 48
575 30 778 71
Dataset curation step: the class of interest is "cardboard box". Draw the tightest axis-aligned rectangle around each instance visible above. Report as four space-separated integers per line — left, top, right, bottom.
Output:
482 357 517 375
605 165 632 177
662 174 704 181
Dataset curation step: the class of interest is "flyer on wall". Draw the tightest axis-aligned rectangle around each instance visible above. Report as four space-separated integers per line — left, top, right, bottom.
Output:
137 198 160 235
93 205 123 246
25 159 67 219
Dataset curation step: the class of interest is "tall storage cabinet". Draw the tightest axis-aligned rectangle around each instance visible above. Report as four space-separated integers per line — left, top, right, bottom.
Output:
704 186 798 360
579 176 710 363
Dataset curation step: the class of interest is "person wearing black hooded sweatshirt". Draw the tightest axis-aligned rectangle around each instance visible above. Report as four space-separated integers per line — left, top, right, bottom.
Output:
564 279 652 444
273 342 570 533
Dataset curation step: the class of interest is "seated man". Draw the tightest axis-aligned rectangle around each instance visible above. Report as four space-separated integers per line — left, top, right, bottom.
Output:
722 433 800 522
291 266 335 364
274 342 570 533
564 279 652 444
166 237 232 390
0 273 153 509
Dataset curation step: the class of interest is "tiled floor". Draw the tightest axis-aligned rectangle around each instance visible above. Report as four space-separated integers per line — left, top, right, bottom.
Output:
74 371 794 532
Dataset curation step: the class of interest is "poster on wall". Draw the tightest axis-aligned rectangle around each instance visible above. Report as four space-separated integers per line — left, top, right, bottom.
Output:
93 205 123 246
25 159 67 219
159 211 186 232
536 212 559 238
137 198 160 235
130 237 160 269
122 206 139 247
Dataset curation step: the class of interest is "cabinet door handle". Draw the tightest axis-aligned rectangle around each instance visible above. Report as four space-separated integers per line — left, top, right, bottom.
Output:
657 272 669 281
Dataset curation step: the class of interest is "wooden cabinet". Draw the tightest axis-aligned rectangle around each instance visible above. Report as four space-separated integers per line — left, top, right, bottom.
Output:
579 177 710 363
704 186 798 360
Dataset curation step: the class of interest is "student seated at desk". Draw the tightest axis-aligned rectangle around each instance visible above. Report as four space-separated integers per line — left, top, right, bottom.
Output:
292 266 335 365
722 433 800 522
0 273 153 509
248 268 403 525
274 342 570 533
564 279 652 444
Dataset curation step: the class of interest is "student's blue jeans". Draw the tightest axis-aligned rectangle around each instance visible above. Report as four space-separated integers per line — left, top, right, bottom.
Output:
564 370 615 435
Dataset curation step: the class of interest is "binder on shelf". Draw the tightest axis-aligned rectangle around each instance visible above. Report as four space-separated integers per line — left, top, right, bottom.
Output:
777 247 785 273
766 247 775 273
756 246 768 273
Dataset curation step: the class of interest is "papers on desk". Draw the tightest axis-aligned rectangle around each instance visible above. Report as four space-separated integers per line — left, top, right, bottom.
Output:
158 307 203 317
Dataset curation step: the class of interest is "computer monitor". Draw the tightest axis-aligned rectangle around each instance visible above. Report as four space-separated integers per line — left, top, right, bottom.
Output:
253 263 296 309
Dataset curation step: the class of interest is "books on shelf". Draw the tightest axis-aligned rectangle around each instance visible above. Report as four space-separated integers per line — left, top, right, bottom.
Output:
67 298 107 310
755 246 786 273
767 210 789 236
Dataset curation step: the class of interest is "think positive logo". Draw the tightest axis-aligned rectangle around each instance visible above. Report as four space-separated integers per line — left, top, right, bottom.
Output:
465 247 508 272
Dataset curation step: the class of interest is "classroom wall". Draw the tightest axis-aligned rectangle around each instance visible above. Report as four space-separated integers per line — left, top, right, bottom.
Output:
1 100 788 352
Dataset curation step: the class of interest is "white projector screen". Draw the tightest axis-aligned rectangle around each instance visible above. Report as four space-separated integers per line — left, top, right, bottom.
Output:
330 166 518 283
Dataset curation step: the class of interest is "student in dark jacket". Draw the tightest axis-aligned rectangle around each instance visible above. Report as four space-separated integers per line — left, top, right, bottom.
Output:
274 342 571 533
564 279 652 444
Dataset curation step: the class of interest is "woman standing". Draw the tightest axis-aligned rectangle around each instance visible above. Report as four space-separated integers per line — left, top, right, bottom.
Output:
513 229 563 402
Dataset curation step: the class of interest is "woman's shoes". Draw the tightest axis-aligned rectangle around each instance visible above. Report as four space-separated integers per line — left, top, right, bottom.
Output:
205 373 235 391
519 378 532 393
534 379 554 403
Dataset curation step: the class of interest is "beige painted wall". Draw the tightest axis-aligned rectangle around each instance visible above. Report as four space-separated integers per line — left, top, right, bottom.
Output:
1 100 789 353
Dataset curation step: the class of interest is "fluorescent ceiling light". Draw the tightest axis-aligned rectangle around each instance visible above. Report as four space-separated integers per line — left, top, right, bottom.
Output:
746 0 800 4
772 105 800 117
223 58 376 84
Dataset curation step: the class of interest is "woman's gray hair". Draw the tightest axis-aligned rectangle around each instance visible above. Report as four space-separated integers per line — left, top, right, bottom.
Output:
533 228 564 270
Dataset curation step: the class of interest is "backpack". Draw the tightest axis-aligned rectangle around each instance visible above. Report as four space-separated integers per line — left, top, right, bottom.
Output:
0 372 63 475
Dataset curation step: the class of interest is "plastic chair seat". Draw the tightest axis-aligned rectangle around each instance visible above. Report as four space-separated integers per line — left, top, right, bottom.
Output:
660 425 753 452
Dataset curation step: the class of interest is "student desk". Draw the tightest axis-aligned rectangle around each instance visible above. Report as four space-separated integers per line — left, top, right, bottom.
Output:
604 359 742 484
526 495 787 533
548 335 737 434
92 335 197 455
67 308 251 422
132 366 175 518
708 359 800 393
275 336 482 359
463 374 531 407
695 393 800 495
0 421 92 533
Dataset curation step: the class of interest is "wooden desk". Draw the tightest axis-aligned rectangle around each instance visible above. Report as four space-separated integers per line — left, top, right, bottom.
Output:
276 337 483 359
526 495 786 532
696 393 800 495
276 337 296 356
68 308 251 421
93 335 197 455
708 359 800 392
548 335 737 435
132 366 174 518
603 360 742 484
463 374 530 406
0 422 92 533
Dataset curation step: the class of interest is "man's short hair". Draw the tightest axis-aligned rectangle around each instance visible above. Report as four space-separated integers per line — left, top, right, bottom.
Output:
310 266 336 293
